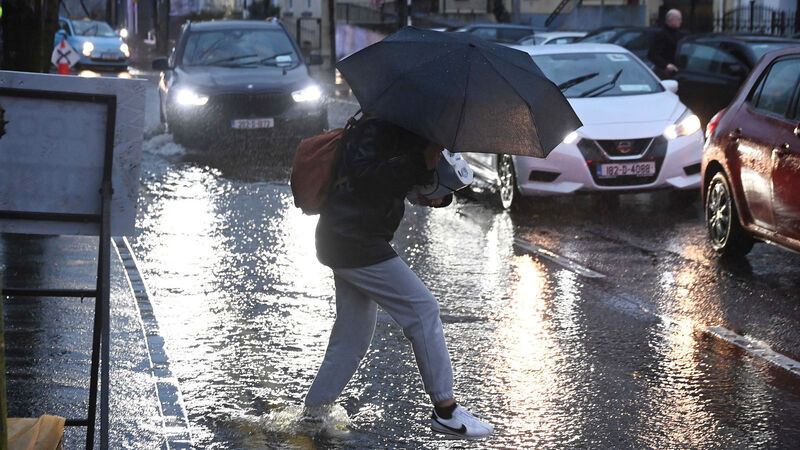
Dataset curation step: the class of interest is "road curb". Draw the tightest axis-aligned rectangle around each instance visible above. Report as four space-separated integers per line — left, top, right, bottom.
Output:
113 237 193 449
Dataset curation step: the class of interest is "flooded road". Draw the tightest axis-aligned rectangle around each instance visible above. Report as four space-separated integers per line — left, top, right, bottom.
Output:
124 84 800 448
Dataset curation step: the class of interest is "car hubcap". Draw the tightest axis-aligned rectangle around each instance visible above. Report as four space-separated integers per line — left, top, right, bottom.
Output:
706 180 731 247
498 156 515 207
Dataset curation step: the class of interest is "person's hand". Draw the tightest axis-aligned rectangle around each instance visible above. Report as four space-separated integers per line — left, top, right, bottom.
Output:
666 63 678 73
424 145 444 169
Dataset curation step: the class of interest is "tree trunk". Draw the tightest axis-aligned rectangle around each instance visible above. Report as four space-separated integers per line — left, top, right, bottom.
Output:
2 0 62 73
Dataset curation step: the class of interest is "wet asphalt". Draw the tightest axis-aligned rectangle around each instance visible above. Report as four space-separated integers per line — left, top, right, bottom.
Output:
5 78 800 448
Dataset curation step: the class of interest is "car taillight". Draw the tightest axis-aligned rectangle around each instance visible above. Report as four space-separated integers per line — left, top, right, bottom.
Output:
705 109 725 139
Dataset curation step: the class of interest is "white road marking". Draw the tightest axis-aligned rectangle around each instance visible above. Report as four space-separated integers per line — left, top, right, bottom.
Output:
705 326 800 377
513 237 606 279
612 293 800 378
113 236 194 449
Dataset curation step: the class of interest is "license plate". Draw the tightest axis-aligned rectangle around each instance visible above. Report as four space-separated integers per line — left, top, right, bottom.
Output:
597 161 655 178
231 118 275 129
101 52 118 60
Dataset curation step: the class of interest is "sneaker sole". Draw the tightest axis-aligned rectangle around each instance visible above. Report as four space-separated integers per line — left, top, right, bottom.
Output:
430 422 491 440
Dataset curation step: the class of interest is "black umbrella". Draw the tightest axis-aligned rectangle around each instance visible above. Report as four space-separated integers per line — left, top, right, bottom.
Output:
336 26 582 158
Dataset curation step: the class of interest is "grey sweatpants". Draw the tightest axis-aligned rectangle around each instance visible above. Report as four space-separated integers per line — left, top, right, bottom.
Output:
305 256 455 405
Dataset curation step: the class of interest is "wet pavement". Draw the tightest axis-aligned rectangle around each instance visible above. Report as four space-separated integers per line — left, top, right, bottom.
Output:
1 235 166 448
4 78 800 448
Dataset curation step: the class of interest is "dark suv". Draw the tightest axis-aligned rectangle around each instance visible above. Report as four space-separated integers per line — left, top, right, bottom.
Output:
674 34 800 125
153 19 327 147
454 24 542 43
578 26 658 64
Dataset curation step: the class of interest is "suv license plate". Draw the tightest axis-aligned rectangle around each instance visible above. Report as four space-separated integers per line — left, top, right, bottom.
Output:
231 118 275 129
597 161 655 178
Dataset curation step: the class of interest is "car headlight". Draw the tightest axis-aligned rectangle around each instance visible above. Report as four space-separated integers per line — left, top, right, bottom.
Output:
119 28 129 39
664 110 701 139
175 89 209 106
120 43 130 58
292 85 322 103
82 42 94 57
562 131 579 145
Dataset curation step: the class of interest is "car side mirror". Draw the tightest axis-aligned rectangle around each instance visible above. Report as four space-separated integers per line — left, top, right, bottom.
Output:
55 29 68 40
306 53 323 66
152 57 170 71
661 79 678 94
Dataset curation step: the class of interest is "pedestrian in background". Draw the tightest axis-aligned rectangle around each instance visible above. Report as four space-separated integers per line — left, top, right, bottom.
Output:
649 9 684 79
304 117 494 439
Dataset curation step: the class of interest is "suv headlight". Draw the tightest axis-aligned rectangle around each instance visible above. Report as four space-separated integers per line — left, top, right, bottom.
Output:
82 42 94 57
120 43 130 58
292 85 322 103
175 89 209 106
664 109 701 139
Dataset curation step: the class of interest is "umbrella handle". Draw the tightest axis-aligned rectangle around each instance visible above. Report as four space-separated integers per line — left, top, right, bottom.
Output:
345 109 363 129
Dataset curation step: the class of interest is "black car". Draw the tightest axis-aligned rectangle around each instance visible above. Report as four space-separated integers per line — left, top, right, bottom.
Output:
578 26 658 64
454 24 543 44
673 33 800 125
153 19 327 147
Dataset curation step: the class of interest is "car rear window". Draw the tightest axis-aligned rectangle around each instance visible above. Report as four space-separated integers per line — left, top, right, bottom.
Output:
750 58 800 117
580 30 617 43
615 31 654 52
679 42 717 71
532 52 663 98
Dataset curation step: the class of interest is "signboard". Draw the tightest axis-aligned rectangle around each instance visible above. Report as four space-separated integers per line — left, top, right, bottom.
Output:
0 71 146 236
51 39 80 68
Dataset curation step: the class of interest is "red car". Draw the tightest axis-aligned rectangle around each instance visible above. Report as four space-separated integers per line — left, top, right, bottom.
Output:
702 46 800 256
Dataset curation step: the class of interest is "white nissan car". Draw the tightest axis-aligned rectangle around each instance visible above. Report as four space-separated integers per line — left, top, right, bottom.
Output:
464 43 704 208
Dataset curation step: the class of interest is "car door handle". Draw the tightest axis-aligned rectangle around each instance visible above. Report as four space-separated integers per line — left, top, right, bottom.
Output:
728 128 742 140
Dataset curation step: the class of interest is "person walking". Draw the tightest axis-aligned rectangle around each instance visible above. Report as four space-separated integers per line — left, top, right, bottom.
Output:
649 9 684 79
304 117 494 439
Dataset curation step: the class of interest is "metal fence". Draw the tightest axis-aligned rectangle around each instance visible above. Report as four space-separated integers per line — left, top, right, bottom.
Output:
716 5 797 36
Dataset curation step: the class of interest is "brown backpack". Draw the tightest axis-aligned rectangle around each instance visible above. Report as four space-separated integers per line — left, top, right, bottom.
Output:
290 112 361 214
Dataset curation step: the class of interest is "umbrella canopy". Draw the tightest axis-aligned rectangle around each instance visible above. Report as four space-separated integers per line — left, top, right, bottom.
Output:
336 26 582 158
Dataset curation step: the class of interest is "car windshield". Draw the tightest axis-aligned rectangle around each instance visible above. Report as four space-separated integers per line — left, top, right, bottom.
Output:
532 52 663 98
746 41 800 60
72 20 116 37
182 29 298 67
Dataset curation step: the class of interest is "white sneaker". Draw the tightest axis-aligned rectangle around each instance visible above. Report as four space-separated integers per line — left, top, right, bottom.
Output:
430 405 493 439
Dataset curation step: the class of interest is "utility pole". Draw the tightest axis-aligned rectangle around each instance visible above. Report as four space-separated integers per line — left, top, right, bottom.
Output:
328 0 336 83
512 0 520 23
156 0 170 54
398 0 408 28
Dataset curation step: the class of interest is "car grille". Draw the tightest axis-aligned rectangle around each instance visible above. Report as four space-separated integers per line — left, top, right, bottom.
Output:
577 136 668 187
595 138 653 157
209 92 294 119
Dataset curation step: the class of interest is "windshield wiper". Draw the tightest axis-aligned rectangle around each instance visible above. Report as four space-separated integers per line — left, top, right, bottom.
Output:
260 52 294 65
557 72 599 91
579 69 623 98
201 53 259 66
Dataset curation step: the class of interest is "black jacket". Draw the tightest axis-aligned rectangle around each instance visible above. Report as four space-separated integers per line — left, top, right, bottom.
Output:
648 26 683 72
315 119 450 268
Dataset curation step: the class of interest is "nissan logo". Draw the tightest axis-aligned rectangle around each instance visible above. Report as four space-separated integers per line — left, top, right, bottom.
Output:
616 140 633 154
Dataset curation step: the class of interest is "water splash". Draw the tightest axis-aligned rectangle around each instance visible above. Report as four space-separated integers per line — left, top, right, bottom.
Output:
143 133 187 157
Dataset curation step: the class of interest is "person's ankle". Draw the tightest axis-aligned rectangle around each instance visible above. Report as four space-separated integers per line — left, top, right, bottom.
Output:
434 402 457 419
